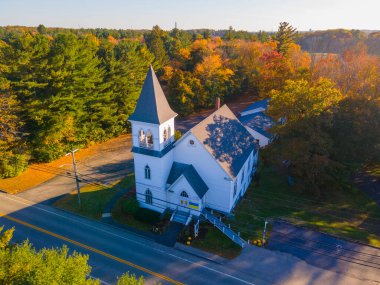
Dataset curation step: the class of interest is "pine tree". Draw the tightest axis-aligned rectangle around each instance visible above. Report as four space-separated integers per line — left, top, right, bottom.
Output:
275 22 298 55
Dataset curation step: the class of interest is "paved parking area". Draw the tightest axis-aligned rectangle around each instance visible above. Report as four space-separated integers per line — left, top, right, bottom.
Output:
267 221 380 284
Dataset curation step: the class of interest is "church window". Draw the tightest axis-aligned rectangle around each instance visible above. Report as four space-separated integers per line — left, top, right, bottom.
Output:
139 129 145 147
145 189 153 205
233 181 237 197
168 126 171 139
163 128 167 141
180 191 189 198
146 131 153 148
145 165 151 179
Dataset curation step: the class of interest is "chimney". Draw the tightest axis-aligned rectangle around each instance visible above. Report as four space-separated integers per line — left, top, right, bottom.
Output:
215 97 221 110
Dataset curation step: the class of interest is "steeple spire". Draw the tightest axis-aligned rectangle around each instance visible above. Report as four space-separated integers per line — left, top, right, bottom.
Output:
129 66 177 124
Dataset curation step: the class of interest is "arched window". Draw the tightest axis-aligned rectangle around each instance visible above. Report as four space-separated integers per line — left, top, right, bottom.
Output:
145 165 151 179
139 129 145 147
168 126 172 139
180 191 189 198
146 130 153 148
163 128 167 142
145 189 153 205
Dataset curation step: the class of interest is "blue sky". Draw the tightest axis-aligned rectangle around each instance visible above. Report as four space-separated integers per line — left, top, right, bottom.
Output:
0 0 379 31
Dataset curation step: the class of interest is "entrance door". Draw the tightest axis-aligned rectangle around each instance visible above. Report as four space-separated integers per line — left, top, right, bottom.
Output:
179 190 189 209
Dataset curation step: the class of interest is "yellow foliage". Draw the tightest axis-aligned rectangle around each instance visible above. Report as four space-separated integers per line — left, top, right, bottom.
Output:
178 48 191 60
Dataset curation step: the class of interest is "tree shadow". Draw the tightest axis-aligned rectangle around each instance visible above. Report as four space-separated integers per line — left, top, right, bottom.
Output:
203 114 256 177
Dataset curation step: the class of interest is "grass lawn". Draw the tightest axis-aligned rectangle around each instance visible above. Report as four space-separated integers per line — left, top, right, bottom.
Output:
54 173 134 220
190 223 242 259
112 197 154 232
230 166 380 247
0 134 130 194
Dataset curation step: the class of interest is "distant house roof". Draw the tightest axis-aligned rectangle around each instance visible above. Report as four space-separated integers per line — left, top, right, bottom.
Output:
129 66 177 124
190 105 258 178
239 112 275 138
167 162 208 198
241 98 269 115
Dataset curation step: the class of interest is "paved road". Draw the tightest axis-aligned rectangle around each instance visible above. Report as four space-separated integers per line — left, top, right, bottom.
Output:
17 136 134 204
0 193 373 285
0 193 266 285
268 221 380 284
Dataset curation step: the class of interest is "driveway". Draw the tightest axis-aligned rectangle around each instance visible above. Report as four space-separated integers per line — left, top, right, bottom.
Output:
267 220 380 284
17 135 134 204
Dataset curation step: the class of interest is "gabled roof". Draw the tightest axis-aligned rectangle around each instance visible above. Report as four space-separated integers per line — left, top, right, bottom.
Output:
190 105 258 178
167 162 208 198
129 66 177 124
239 112 275 139
241 98 269 114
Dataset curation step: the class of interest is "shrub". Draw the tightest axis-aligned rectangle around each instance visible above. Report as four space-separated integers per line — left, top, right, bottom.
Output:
122 198 140 215
0 153 28 178
134 208 160 224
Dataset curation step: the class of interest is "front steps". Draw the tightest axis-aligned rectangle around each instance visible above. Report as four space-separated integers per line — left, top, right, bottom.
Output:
171 209 192 225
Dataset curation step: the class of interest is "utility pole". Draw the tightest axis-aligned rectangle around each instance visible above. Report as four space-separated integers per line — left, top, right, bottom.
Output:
262 219 268 245
66 149 81 207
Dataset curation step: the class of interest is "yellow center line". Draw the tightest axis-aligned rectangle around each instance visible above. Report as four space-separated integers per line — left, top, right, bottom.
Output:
0 212 184 285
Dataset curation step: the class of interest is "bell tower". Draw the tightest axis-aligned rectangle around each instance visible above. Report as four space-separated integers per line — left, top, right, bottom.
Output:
128 66 177 212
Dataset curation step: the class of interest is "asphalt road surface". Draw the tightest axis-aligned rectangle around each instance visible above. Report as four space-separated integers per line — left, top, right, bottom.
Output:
0 193 268 285
17 136 134 204
268 221 380 284
0 193 374 285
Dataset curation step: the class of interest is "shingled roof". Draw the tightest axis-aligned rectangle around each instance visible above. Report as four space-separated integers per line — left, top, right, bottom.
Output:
239 112 275 138
167 162 209 198
190 105 258 178
129 66 177 124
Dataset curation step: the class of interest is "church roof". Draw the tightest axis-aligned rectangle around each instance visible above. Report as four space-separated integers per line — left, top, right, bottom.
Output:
167 162 209 198
241 98 269 114
239 112 275 139
190 105 258 178
129 66 177 124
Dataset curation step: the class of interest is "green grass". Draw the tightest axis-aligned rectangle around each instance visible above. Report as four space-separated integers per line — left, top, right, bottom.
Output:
189 224 242 259
112 198 154 232
230 166 380 247
54 173 135 220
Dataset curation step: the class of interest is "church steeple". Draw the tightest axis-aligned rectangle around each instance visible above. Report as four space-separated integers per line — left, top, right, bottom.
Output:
129 66 177 124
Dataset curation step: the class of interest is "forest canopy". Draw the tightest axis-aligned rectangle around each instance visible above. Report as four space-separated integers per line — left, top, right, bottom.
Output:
0 24 379 193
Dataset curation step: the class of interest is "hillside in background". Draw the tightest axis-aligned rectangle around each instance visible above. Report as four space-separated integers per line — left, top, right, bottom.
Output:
297 29 380 55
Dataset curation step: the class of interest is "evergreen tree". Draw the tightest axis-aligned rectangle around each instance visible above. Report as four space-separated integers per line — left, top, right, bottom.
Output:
144 26 169 69
275 22 298 55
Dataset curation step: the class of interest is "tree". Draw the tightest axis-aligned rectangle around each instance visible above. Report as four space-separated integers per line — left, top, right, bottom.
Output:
0 41 28 178
0 226 145 285
117 273 145 285
275 22 298 55
37 24 47 34
267 79 343 195
0 226 99 285
144 26 169 69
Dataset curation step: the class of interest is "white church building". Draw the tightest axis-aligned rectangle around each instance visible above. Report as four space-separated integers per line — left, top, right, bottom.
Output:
129 66 259 220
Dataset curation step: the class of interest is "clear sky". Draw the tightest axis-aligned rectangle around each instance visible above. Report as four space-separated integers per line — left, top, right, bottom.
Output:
0 0 379 31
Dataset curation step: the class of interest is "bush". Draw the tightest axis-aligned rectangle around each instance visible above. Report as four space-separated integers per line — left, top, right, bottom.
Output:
134 208 160 224
0 153 28 178
122 198 140 215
